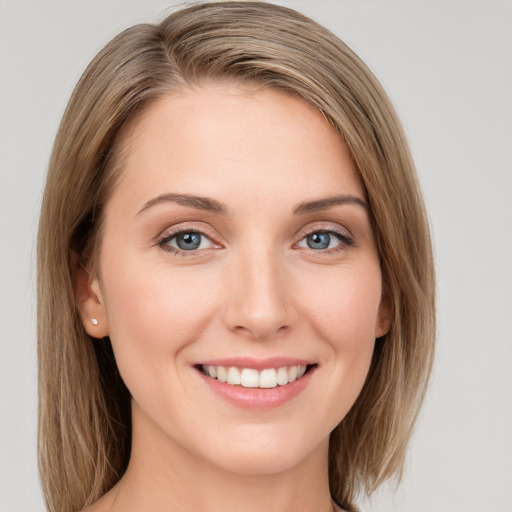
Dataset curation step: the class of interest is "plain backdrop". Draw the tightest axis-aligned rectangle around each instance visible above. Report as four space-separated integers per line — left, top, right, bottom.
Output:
1 1 511 511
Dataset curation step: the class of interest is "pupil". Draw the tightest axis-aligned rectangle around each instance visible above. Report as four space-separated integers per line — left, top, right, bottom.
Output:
308 232 330 250
177 232 201 250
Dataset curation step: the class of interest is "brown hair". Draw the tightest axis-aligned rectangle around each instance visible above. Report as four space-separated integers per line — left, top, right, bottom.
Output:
37 2 435 511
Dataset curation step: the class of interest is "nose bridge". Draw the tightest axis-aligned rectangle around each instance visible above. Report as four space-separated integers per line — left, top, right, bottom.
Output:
224 243 294 339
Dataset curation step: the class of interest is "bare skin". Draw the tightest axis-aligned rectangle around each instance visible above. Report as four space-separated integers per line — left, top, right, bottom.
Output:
78 84 389 512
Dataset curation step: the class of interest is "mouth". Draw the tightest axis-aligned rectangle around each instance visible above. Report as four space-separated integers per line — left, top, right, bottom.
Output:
194 359 317 408
196 363 315 389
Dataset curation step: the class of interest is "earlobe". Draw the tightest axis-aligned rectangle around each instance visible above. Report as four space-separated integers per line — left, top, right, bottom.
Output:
375 295 392 339
72 254 109 338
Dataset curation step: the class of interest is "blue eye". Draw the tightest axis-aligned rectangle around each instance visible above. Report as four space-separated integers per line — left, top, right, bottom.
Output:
175 232 202 250
160 231 213 252
306 232 331 250
298 230 351 251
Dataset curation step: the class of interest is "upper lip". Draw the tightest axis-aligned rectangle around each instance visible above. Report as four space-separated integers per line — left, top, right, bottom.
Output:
194 356 315 370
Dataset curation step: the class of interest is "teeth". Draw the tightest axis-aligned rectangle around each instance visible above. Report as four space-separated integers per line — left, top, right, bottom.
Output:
227 367 241 385
276 367 288 385
216 366 227 383
259 369 277 388
241 369 259 388
201 364 309 388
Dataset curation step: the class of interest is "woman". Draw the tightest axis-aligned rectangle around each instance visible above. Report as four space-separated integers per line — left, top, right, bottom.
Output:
37 2 435 511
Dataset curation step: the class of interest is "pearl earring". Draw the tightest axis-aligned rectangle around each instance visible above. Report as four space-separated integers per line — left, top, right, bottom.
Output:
90 318 99 326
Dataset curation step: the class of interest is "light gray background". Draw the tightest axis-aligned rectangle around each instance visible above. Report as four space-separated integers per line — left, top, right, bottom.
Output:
1 1 511 511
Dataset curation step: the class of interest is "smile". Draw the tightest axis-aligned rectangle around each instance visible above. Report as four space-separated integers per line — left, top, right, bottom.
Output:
200 364 308 388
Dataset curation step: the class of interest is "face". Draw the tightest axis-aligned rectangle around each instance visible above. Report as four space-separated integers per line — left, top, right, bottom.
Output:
79 84 390 476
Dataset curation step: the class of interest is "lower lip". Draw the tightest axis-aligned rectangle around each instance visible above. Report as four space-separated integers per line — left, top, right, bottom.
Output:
196 367 315 409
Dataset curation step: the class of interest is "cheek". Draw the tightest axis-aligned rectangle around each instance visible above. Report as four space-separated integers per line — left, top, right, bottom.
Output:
289 263 382 427
99 256 220 380
297 264 383 351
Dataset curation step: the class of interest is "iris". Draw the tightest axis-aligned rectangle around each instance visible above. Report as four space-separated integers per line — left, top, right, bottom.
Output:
176 232 202 250
307 232 331 250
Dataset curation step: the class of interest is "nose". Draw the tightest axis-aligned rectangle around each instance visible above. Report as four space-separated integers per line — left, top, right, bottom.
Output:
222 248 296 340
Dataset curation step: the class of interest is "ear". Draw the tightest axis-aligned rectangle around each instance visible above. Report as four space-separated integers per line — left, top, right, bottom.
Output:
375 293 392 339
72 254 109 339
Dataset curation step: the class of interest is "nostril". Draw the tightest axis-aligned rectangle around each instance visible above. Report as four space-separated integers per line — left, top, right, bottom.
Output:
231 322 292 341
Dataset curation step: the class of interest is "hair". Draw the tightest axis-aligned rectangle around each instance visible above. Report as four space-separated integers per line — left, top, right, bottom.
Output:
37 2 435 511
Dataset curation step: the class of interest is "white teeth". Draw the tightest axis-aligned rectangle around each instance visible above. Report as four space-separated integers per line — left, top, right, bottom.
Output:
227 367 241 385
276 366 288 385
201 364 309 388
259 368 277 388
241 368 259 388
216 366 227 383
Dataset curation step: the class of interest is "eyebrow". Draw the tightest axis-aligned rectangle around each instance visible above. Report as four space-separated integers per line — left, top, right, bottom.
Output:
293 194 369 214
137 193 228 216
136 192 368 217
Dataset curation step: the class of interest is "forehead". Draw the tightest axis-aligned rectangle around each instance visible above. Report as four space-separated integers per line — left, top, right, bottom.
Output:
108 84 363 215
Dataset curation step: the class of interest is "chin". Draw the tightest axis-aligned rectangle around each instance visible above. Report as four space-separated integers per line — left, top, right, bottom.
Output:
208 450 309 477
196 426 328 476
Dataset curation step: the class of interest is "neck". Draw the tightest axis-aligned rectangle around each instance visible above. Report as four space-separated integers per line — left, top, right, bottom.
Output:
106 406 334 512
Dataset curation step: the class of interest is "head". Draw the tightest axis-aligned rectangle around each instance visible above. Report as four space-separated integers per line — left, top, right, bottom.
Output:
37 2 435 512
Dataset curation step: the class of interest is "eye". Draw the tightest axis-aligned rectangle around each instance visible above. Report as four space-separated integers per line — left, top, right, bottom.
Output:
159 230 214 252
297 230 353 251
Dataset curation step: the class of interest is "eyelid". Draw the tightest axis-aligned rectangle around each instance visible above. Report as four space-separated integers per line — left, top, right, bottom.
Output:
295 222 354 241
293 222 356 251
156 222 223 254
162 231 213 250
156 221 219 241
155 221 356 256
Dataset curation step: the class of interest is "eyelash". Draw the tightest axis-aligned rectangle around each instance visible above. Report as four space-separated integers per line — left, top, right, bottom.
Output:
296 227 355 254
158 228 218 256
157 226 355 256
